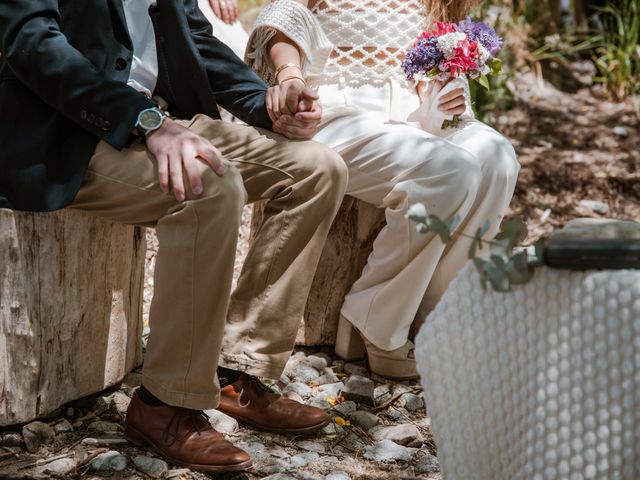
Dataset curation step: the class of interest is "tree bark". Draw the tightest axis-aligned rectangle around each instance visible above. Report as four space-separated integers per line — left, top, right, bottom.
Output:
251 197 386 346
0 209 145 426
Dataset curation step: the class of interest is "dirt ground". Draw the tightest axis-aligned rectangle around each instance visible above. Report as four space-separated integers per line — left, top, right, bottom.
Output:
501 73 639 242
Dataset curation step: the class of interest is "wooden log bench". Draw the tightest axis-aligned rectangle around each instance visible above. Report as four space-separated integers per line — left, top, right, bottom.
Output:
0 209 146 426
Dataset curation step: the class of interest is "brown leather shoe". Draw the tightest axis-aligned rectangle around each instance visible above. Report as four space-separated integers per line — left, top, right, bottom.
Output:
217 373 330 434
124 392 251 472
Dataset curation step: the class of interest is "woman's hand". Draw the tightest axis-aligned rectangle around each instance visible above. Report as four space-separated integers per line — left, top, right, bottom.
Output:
438 86 466 116
265 79 317 120
274 102 322 139
266 82 322 139
416 78 467 117
209 0 238 24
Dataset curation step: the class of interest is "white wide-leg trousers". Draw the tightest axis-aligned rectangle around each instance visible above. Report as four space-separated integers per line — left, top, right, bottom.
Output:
312 81 520 351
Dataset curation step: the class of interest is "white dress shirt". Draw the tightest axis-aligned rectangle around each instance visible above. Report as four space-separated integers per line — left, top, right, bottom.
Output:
123 0 159 98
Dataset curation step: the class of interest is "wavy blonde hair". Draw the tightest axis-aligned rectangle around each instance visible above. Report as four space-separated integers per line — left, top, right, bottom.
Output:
424 0 482 23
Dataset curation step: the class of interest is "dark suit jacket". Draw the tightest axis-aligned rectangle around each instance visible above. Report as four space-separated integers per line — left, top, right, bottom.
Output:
0 0 272 212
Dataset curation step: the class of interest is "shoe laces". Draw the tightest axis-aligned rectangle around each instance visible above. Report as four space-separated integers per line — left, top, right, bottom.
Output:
238 375 275 408
162 409 210 445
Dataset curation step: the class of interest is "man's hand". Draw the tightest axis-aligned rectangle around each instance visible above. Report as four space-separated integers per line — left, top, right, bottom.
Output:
209 0 238 24
273 101 322 139
266 79 317 119
146 118 225 202
266 80 322 139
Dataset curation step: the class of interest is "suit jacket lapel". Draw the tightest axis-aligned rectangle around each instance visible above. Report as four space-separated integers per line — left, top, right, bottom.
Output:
108 0 128 32
107 0 132 48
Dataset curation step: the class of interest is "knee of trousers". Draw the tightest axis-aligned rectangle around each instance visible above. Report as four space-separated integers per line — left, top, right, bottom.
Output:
296 141 348 206
390 147 482 215
192 164 246 216
478 129 520 185
435 147 483 201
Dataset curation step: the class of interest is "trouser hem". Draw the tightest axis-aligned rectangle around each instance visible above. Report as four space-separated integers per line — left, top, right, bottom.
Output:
141 374 220 410
219 352 287 380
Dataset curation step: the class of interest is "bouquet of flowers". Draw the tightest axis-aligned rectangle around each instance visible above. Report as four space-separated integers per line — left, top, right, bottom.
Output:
402 18 503 129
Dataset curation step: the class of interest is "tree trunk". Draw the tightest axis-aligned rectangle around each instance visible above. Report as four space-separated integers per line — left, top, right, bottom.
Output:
0 209 146 426
251 197 386 346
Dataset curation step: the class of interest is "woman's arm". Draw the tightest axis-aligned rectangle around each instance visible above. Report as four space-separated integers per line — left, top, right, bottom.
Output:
266 0 312 79
244 0 332 117
266 31 310 116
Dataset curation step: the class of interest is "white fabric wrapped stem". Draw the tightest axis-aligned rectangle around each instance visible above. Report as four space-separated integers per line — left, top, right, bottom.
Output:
407 76 475 137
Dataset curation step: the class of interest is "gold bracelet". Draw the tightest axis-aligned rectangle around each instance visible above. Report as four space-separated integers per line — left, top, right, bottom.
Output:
278 75 307 86
274 63 301 81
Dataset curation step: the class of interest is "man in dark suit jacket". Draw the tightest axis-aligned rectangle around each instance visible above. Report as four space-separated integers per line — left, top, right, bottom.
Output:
0 0 347 472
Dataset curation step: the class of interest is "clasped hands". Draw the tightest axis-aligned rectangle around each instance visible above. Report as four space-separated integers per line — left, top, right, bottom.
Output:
266 78 322 140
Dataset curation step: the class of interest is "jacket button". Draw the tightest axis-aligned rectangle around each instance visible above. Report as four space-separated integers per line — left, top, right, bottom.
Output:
95 117 104 127
80 110 87 120
103 121 111 131
115 58 128 70
87 113 95 124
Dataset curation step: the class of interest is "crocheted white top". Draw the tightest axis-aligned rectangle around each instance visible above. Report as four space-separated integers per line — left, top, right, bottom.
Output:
311 0 429 87
245 0 429 89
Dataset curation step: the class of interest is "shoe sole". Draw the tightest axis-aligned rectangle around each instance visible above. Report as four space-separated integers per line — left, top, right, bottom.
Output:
124 423 252 473
228 414 332 435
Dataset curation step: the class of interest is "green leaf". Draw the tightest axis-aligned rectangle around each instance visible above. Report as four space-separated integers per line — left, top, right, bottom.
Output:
477 74 491 90
427 67 440 78
468 223 488 259
485 263 511 292
407 203 428 223
529 238 546 267
488 58 503 76
490 252 508 271
473 258 489 290
447 215 461 233
495 219 528 253
505 251 533 284
480 220 491 237
416 223 430 234
468 231 480 259
426 215 451 243
490 236 511 258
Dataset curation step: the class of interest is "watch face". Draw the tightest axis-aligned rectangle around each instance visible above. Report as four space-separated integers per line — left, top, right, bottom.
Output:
139 109 163 130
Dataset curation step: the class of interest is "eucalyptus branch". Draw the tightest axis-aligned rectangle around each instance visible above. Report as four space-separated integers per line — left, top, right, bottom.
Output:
407 203 545 292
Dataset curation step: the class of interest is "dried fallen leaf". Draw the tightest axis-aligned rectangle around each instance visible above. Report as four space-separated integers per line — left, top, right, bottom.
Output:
334 416 351 427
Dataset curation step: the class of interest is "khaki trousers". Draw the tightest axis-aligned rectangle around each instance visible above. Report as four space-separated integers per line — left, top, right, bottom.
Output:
70 115 347 409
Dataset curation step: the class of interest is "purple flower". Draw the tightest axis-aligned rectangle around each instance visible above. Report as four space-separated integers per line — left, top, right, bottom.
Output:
456 17 502 56
402 37 443 80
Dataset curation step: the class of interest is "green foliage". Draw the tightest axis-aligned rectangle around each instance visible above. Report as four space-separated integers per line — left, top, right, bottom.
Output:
407 203 544 292
469 73 514 124
592 0 640 100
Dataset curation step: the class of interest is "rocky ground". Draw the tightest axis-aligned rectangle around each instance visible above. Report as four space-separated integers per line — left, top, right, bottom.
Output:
0 351 438 480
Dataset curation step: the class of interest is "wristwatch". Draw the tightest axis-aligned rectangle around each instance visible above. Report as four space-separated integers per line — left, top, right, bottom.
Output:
135 107 166 136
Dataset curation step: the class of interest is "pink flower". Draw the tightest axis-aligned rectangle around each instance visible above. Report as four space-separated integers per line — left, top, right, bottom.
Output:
431 22 457 36
443 39 478 76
